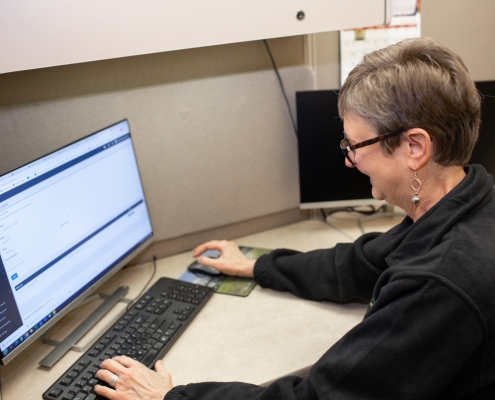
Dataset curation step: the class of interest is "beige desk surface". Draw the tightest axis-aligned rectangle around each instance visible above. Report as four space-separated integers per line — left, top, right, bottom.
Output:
0 214 403 400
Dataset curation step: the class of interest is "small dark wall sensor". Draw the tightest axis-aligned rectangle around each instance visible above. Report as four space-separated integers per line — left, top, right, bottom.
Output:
296 11 305 21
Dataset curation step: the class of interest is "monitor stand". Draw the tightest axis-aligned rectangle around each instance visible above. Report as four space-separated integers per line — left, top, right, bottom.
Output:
39 286 130 368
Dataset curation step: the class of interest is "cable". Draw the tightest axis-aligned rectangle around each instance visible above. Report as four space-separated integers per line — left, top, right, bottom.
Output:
321 205 392 238
357 206 407 233
325 204 385 217
263 39 299 139
357 218 366 235
320 209 356 242
126 255 157 311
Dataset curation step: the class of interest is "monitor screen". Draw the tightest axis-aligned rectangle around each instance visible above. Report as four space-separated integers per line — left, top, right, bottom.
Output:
470 81 495 177
0 120 153 365
296 90 385 209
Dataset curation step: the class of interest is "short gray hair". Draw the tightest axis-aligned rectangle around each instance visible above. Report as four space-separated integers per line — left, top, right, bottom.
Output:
338 37 481 167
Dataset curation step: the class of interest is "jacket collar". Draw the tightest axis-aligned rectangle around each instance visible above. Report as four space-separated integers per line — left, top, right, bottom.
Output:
385 165 494 266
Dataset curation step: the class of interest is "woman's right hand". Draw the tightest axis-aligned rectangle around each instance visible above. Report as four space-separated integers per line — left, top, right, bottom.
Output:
192 240 256 278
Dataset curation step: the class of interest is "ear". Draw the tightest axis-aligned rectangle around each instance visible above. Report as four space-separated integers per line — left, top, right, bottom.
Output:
404 128 431 171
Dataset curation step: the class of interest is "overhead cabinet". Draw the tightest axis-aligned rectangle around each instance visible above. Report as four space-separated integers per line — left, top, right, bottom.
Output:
0 0 391 74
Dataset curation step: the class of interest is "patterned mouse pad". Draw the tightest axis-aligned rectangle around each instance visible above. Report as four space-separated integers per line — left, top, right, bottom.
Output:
179 246 271 297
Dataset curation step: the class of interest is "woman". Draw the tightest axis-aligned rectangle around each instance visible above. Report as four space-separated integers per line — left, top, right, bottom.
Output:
95 38 495 399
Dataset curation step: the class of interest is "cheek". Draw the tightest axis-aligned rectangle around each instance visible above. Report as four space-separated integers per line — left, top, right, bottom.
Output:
361 166 390 192
355 160 377 179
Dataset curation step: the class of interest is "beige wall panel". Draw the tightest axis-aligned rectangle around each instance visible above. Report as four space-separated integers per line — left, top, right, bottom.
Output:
0 38 305 107
314 31 341 90
0 39 313 243
421 0 495 82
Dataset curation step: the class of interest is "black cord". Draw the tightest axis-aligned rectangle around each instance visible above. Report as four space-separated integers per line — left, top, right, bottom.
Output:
126 255 157 311
263 39 299 139
323 205 386 217
320 208 356 241
321 205 393 238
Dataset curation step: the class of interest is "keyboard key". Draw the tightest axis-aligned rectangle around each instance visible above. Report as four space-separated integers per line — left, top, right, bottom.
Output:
66 372 77 380
141 349 158 367
81 385 92 394
169 322 182 330
48 389 63 398
72 366 83 374
78 360 91 368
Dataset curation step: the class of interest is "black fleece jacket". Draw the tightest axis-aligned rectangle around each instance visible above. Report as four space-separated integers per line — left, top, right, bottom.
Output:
166 165 495 399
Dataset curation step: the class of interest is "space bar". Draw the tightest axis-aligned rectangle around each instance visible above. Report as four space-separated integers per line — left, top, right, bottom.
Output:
142 349 159 367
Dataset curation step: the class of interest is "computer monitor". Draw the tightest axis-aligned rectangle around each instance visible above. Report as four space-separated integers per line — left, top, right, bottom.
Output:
0 120 153 365
470 81 495 177
296 90 385 210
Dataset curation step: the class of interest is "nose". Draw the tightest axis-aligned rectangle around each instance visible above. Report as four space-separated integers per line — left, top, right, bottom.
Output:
345 158 355 168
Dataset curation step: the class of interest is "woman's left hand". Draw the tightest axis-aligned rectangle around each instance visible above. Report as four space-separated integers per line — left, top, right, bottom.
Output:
95 356 173 400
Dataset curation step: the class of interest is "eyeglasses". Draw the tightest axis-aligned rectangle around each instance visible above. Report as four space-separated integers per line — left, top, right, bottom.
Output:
340 128 405 167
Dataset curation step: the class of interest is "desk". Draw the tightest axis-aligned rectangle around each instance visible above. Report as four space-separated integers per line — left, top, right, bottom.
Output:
0 214 403 400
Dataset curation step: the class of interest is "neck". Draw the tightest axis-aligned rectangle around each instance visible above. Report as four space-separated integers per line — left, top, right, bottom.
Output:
404 165 466 222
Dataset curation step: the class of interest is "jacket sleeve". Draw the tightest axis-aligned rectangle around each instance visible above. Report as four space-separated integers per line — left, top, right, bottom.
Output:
165 377 317 400
253 231 394 302
165 276 484 400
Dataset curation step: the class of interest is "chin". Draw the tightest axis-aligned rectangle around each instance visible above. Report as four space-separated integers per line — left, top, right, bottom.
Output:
371 187 385 201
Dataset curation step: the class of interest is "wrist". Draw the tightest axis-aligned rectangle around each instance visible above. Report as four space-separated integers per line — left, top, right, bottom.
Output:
242 259 256 278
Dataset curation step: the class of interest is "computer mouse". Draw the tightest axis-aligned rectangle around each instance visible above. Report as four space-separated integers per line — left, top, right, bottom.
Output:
187 249 222 276
187 263 222 276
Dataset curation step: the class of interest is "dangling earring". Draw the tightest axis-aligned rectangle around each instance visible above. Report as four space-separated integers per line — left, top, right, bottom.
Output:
411 171 421 205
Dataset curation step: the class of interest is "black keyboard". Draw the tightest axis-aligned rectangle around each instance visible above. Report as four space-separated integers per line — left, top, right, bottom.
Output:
42 277 214 400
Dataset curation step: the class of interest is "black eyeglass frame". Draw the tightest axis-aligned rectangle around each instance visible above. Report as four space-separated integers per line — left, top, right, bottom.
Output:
340 128 406 166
